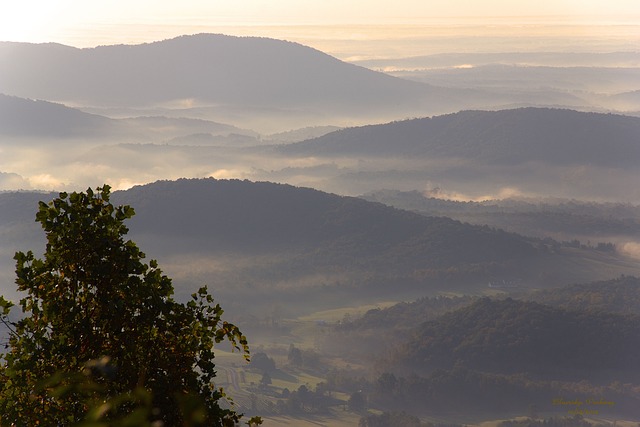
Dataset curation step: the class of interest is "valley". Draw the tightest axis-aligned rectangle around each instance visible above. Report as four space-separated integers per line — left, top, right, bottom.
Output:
1 28 639 425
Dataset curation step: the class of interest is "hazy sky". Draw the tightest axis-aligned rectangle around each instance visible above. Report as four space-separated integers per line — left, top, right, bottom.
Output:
2 0 639 48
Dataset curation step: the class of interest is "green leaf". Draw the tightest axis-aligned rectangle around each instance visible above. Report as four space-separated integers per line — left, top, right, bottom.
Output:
0 185 254 425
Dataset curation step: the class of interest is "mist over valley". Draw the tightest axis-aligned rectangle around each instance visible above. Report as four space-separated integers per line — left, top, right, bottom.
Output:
1 25 639 425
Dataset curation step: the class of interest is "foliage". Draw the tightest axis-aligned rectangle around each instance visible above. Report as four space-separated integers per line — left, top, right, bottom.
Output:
397 298 640 381
287 344 303 366
249 352 276 373
0 186 260 426
275 383 336 415
529 275 640 315
259 372 272 388
347 391 366 412
337 295 476 332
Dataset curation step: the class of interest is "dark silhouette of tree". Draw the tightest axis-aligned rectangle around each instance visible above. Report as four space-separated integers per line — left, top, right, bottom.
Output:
348 390 366 412
250 352 276 372
260 372 272 388
0 186 260 426
288 344 303 366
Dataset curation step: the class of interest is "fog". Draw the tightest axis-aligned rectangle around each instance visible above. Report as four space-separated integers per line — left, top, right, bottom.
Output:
2 24 640 425
1 30 639 202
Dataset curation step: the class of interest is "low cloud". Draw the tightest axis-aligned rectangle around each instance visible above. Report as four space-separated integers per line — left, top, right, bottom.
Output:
620 242 640 261
0 172 31 190
423 184 528 202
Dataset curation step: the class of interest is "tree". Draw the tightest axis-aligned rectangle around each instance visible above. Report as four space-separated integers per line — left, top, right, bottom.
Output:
250 352 276 373
348 390 366 412
259 372 272 388
0 186 260 426
287 344 303 366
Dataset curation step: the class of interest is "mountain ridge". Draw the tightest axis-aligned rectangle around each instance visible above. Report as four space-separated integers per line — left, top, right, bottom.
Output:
283 107 640 168
0 34 454 115
397 297 640 381
0 93 254 141
1 178 639 306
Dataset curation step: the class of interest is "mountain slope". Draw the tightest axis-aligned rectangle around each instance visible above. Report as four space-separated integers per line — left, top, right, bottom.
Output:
113 178 537 266
397 297 640 381
0 94 255 141
283 108 640 169
0 34 456 114
360 189 640 242
111 179 640 289
528 275 640 315
0 94 117 138
2 179 639 306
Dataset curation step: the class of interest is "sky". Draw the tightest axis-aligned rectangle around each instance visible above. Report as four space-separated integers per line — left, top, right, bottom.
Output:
1 0 639 49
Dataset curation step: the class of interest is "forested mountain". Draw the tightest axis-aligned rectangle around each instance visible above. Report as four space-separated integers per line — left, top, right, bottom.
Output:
361 189 640 241
113 178 537 266
2 179 639 307
284 108 640 169
0 94 118 138
327 291 640 419
275 108 640 201
0 35 462 116
2 180 640 421
528 275 640 315
0 94 253 142
362 189 640 221
339 295 477 332
396 298 640 382
332 277 640 367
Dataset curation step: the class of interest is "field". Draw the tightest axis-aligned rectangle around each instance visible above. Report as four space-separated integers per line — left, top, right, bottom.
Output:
213 299 640 426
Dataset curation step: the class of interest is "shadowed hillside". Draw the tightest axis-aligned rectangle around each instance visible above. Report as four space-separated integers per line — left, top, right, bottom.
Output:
361 189 640 243
114 178 537 267
284 108 640 169
528 275 640 315
0 94 254 142
0 94 117 138
2 179 639 307
0 35 466 117
396 297 640 382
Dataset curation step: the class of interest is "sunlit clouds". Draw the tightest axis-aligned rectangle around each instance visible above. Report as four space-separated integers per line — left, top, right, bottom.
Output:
1 0 639 49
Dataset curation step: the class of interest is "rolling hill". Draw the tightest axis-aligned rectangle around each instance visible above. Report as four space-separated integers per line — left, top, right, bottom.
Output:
283 108 640 169
527 275 640 315
0 93 254 142
0 94 118 138
360 189 640 242
396 297 640 382
0 34 465 117
275 107 640 201
113 178 537 265
1 179 639 308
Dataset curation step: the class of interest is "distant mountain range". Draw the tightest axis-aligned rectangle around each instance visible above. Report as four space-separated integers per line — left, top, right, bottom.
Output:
0 94 254 142
0 94 117 138
2 34 636 135
361 189 640 242
283 108 640 169
2 179 638 307
273 107 640 201
0 34 475 122
2 101 639 202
